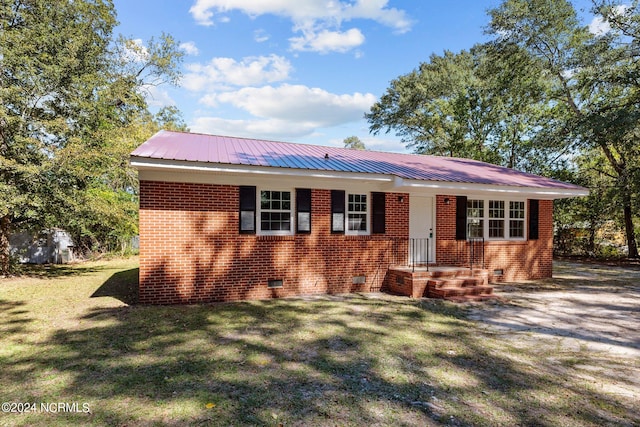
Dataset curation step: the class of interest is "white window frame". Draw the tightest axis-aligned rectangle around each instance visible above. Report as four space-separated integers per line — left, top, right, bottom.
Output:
257 188 294 236
488 200 506 239
346 193 370 236
508 200 526 239
467 199 484 239
467 198 527 241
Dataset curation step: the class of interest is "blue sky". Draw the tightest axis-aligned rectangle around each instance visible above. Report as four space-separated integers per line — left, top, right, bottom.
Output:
113 0 602 153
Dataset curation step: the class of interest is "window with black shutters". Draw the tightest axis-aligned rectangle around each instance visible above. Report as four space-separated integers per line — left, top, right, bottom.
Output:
461 197 527 240
347 193 368 233
259 190 292 234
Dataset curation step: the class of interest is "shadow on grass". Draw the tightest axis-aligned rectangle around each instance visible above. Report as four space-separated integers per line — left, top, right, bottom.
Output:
91 268 139 305
15 263 108 279
2 294 638 426
0 299 33 338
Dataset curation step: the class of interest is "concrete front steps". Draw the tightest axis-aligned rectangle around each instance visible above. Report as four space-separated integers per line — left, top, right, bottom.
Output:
387 266 499 302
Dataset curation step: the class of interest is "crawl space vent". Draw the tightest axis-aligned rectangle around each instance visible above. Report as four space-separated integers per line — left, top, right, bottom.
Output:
267 279 283 288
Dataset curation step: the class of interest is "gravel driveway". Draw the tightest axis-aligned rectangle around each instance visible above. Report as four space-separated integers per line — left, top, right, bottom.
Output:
468 261 640 357
467 261 640 401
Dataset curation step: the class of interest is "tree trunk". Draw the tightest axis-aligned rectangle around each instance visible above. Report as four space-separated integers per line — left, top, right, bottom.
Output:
588 225 596 255
0 215 10 276
623 202 638 258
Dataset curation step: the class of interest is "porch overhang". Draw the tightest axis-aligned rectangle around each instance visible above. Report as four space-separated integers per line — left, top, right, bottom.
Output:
384 176 589 200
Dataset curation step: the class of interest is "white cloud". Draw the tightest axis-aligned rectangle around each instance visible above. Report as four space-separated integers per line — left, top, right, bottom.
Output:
327 135 408 153
181 55 292 91
122 38 149 63
342 0 412 34
254 29 270 43
215 84 376 126
191 84 377 139
289 28 365 53
198 93 219 108
589 4 629 36
141 84 175 107
190 0 340 26
190 117 319 139
360 136 407 153
589 16 611 35
179 41 200 56
189 0 412 53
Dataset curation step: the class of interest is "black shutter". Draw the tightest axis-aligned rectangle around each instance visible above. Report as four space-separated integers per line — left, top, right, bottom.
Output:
455 196 467 241
529 199 539 240
296 188 311 234
239 186 256 234
331 190 345 233
371 192 386 234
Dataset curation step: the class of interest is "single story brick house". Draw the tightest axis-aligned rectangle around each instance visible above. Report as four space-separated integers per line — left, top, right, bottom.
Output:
131 130 588 304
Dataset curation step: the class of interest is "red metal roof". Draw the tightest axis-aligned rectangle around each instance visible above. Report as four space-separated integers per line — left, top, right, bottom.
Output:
131 130 586 191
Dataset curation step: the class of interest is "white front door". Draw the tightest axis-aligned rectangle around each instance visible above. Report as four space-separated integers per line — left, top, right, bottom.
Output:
409 195 435 264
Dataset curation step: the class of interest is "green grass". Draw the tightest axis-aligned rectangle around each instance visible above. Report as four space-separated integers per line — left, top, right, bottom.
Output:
0 258 638 426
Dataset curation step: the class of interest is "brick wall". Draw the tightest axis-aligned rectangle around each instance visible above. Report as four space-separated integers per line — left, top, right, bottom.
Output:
139 181 409 304
435 195 553 282
139 183 554 304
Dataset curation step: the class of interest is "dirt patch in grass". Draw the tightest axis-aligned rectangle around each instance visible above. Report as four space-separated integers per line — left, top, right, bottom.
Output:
1 258 639 426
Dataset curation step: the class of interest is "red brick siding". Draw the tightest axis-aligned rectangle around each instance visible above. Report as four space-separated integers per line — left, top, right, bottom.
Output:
139 183 554 304
139 181 409 304
435 195 553 281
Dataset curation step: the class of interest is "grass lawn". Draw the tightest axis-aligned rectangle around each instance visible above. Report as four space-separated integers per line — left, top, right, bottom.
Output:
1 257 638 426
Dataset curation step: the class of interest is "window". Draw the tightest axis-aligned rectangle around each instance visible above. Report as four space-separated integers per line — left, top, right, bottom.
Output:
467 199 484 238
259 190 292 234
509 201 525 238
347 193 368 233
331 191 375 235
488 200 505 238
466 198 526 240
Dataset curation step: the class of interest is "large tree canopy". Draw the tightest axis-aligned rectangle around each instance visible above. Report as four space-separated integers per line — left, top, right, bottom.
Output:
487 0 639 256
0 0 184 273
365 44 555 171
366 0 639 257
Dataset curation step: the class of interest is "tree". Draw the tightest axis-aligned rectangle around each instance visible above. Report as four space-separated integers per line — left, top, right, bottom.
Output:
365 45 554 171
65 107 188 254
366 49 487 158
0 0 184 273
365 0 639 257
554 150 621 255
343 136 366 150
487 0 639 257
